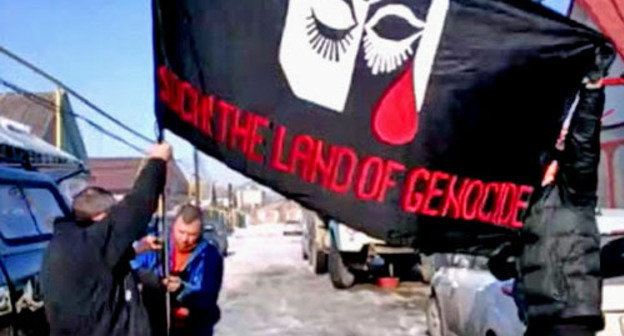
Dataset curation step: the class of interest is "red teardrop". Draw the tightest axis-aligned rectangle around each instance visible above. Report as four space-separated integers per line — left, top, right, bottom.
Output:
371 62 418 146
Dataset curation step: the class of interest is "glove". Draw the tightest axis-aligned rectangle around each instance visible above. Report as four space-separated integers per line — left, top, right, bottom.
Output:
586 44 615 83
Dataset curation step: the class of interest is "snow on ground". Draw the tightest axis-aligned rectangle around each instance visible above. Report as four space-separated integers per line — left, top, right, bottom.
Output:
216 223 429 336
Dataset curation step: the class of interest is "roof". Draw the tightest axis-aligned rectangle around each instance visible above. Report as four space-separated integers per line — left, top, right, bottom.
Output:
256 200 299 212
87 158 143 193
0 90 88 161
88 157 188 195
0 92 56 141
0 116 81 167
0 165 58 185
235 181 260 191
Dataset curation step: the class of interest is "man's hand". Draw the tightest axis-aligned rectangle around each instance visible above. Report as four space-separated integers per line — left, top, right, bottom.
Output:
148 142 172 161
586 44 615 83
162 276 182 292
133 235 163 254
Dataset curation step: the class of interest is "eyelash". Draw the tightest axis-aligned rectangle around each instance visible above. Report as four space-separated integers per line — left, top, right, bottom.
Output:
363 28 422 75
362 4 425 75
306 10 355 62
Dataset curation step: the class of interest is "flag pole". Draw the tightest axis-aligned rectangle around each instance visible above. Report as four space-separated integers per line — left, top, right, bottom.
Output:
194 148 201 207
153 0 171 331
156 130 171 336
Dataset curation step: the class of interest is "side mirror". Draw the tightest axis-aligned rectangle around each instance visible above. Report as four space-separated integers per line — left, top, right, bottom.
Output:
601 237 624 278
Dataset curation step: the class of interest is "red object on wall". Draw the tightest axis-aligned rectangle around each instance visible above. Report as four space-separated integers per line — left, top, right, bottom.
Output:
601 138 624 208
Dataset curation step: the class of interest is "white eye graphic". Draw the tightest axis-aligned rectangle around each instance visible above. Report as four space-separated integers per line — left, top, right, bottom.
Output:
311 0 356 29
307 0 358 62
279 0 371 112
363 4 425 75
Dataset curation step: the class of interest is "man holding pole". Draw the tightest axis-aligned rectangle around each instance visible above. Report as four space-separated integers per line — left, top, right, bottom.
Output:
132 204 223 336
489 49 615 336
41 142 172 336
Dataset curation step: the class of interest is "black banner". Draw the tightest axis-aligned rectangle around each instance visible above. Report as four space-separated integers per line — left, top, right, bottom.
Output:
153 0 609 252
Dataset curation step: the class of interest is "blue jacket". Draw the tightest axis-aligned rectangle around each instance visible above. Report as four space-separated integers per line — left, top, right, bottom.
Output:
131 239 223 335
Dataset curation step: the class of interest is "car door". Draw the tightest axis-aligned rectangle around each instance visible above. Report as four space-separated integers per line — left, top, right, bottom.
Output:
434 254 473 334
0 182 66 335
441 256 498 336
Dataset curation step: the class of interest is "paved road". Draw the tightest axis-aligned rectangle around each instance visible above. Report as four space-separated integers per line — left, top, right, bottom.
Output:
216 223 429 336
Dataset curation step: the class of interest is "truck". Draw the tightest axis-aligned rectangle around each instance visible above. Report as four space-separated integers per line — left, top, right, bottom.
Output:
0 163 73 335
327 220 419 289
301 210 420 289
301 210 329 274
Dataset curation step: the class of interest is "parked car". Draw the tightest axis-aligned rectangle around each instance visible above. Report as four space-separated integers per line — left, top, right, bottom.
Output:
202 213 229 256
417 253 451 284
427 254 524 336
427 210 624 336
327 220 418 289
0 165 72 335
301 210 329 274
204 208 235 234
597 209 624 336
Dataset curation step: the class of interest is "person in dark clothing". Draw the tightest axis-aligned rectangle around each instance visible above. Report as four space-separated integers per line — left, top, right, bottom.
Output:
132 204 223 336
489 48 615 336
41 143 172 336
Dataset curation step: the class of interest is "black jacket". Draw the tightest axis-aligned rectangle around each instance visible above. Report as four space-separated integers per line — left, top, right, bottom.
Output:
41 159 166 336
516 87 604 329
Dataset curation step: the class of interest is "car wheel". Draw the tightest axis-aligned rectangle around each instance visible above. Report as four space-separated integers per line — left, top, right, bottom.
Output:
418 258 435 284
328 243 355 289
302 243 309 260
310 243 327 274
426 294 447 336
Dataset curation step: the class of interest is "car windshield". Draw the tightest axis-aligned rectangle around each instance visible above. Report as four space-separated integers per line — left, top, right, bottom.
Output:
0 184 62 240
23 187 64 235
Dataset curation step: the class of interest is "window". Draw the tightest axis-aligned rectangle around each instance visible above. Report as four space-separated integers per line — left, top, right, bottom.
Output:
0 185 39 239
23 188 64 235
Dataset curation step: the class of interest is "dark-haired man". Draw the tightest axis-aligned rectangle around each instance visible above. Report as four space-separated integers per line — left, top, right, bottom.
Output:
41 143 172 336
132 204 223 336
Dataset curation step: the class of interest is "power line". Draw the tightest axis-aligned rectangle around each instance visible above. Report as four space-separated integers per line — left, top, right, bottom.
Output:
0 77 146 154
0 45 155 144
0 78 193 171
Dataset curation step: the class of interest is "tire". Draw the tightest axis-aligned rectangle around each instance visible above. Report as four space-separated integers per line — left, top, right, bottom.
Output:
426 295 447 336
328 243 355 289
302 244 309 260
310 243 327 274
418 260 435 284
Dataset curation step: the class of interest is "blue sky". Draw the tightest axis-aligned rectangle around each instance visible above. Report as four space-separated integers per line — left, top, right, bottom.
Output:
0 0 250 184
0 0 574 184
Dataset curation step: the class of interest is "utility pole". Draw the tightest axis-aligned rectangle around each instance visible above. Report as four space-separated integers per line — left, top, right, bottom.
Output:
228 183 233 210
211 183 217 207
55 88 63 149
